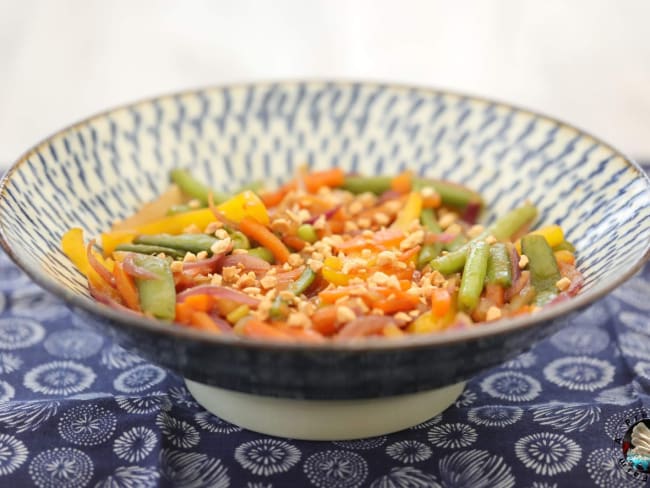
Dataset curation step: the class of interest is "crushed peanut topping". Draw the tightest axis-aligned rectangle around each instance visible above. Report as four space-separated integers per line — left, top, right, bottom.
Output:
486 306 502 321
484 235 497 245
210 237 232 255
336 306 356 324
556 277 572 291
518 254 529 269
438 212 458 229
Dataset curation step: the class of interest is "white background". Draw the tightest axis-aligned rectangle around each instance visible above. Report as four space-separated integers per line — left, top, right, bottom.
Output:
1 0 649 162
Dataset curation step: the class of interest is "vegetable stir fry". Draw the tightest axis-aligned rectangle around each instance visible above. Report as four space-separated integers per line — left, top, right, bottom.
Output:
62 168 583 342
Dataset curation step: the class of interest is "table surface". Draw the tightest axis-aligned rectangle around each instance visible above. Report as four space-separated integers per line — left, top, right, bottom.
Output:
0 166 648 488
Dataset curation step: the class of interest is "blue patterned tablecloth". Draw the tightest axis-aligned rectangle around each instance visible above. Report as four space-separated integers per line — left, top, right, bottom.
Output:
0 167 648 488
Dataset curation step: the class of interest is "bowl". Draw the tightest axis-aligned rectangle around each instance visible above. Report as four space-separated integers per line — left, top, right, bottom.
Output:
1 81 649 439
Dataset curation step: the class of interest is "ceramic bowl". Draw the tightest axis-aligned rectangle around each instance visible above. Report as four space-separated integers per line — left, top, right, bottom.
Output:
1 82 649 438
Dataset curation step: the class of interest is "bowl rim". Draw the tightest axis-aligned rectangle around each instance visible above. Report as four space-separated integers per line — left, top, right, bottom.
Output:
1 79 649 353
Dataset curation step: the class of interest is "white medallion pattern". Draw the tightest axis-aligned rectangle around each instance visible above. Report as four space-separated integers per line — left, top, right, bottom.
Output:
100 344 145 370
369 466 440 488
618 331 650 361
0 318 45 349
93 465 160 488
113 426 158 462
0 380 14 402
44 329 104 360
0 434 28 476
58 404 117 446
303 450 368 488
618 310 650 335
480 371 542 402
9 286 69 321
160 449 230 488
437 449 515 488
467 405 524 427
385 440 432 463
113 365 166 393
155 411 200 449
28 447 94 488
24 361 96 396
235 439 301 476
114 392 171 415
0 400 59 432
333 437 387 450
427 423 478 449
410 415 442 430
594 383 638 405
633 361 650 381
502 352 537 369
168 386 199 409
612 276 650 312
194 411 242 434
543 357 615 391
0 352 22 374
585 447 642 488
550 324 610 354
454 389 478 408
531 404 601 432
514 432 582 476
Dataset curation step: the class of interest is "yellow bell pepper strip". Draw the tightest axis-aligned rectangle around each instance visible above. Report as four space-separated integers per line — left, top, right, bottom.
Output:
61 228 108 289
515 225 564 254
133 254 176 320
392 192 423 231
101 208 217 255
321 256 349 286
215 191 269 226
407 310 454 334
112 185 184 232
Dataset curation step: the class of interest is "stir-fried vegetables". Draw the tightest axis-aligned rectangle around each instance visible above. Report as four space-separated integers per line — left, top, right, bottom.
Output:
61 167 583 341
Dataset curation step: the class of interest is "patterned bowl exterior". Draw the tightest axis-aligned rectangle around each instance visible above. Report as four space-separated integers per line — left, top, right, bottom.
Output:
1 82 649 400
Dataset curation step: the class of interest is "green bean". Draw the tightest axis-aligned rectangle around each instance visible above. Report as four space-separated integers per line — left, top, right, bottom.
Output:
270 267 317 318
234 180 264 194
114 243 185 259
341 176 392 195
134 233 217 254
553 241 576 253
417 243 440 270
297 224 318 243
522 234 562 306
490 204 537 241
170 169 230 205
458 241 490 312
133 254 176 320
414 178 484 209
431 203 537 275
247 247 275 264
486 242 513 287
444 235 467 252
166 204 195 216
420 208 441 233
229 231 250 250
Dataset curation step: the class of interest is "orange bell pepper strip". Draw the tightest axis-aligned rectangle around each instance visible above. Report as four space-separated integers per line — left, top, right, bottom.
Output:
113 262 140 311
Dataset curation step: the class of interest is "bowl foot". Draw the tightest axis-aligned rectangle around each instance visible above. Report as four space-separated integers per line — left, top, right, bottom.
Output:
185 379 466 440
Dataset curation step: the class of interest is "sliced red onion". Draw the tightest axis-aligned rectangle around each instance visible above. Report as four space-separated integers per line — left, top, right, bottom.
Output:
335 315 395 340
509 244 521 288
122 253 158 280
89 286 140 315
208 313 235 334
176 285 260 308
461 201 482 225
86 240 116 286
305 205 342 225
183 253 225 272
218 254 270 275
378 190 402 204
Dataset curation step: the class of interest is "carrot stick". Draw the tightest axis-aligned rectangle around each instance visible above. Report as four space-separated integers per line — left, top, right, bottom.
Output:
260 185 290 207
303 168 345 193
373 293 420 314
391 170 413 194
189 311 222 333
239 217 290 263
113 262 140 311
431 288 451 317
175 302 194 324
243 319 295 341
183 294 214 312
283 234 306 251
311 305 340 335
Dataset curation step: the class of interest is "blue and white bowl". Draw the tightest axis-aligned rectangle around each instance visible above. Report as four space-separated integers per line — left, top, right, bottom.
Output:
0 82 648 437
